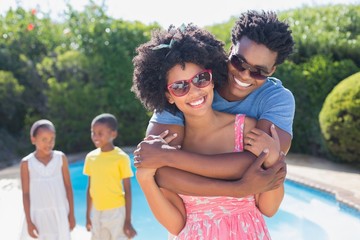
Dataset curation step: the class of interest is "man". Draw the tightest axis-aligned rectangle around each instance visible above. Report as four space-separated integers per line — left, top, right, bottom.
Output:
136 10 295 197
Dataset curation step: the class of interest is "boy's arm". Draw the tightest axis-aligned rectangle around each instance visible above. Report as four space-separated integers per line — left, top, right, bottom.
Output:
85 177 92 231
123 178 132 223
123 178 137 238
61 155 76 230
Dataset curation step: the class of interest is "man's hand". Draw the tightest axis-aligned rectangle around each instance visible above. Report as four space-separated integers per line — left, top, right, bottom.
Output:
133 130 180 169
235 150 286 196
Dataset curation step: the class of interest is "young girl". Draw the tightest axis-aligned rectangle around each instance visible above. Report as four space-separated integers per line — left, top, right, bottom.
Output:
20 119 75 240
132 24 284 239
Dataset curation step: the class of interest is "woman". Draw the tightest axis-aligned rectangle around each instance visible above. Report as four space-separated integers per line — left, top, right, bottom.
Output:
131 24 283 239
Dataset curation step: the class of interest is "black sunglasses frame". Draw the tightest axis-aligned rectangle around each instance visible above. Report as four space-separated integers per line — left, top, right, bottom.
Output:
229 54 270 80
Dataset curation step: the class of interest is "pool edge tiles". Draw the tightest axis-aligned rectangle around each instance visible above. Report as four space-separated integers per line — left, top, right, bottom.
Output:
285 176 360 216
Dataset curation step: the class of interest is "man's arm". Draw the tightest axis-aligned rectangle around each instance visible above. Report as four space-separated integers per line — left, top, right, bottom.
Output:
142 122 288 196
141 120 290 180
144 122 256 180
155 151 286 197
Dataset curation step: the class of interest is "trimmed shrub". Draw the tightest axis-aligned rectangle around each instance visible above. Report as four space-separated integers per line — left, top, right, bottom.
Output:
276 55 358 156
319 72 360 163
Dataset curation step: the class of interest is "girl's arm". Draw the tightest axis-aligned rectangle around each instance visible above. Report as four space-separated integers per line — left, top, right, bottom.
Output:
136 168 186 235
20 160 39 238
122 178 137 239
61 155 76 230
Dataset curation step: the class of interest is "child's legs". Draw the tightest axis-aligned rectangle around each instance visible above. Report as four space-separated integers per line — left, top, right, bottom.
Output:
104 207 127 240
90 208 105 240
91 207 127 240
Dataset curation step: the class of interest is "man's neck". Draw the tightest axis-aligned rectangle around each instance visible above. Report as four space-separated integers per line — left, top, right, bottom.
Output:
217 84 244 102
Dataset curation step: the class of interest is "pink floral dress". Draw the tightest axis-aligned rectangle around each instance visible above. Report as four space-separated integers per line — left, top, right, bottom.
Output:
175 114 271 240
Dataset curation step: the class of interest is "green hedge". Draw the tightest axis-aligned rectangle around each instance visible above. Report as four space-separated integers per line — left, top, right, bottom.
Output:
1 3 360 164
276 55 358 155
319 72 360 163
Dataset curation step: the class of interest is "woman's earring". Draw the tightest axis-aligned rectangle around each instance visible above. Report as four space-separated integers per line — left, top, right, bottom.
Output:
168 97 175 104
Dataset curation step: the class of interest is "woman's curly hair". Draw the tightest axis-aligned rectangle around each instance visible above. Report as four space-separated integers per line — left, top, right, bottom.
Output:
232 10 295 65
131 23 228 114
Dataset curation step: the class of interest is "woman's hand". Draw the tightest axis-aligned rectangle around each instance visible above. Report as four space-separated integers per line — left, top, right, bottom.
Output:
144 129 179 144
133 130 180 169
244 124 281 168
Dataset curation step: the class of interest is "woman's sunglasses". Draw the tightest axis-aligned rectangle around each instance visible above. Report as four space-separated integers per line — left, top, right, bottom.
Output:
229 54 270 80
167 69 212 97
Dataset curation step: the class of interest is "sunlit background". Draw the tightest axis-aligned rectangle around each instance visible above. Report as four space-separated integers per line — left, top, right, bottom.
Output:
1 0 358 27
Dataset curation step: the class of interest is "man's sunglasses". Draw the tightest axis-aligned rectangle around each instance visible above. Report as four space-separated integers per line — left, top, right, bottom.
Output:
229 54 270 80
167 69 212 97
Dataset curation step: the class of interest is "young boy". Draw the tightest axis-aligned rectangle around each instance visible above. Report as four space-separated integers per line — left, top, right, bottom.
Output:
84 113 137 239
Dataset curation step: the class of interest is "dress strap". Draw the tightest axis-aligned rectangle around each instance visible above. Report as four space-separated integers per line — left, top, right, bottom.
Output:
234 114 246 152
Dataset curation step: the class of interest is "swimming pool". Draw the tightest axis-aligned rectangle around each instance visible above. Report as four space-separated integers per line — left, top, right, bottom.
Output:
70 159 360 240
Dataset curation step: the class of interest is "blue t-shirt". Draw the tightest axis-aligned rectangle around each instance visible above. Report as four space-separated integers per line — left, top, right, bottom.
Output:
150 77 295 136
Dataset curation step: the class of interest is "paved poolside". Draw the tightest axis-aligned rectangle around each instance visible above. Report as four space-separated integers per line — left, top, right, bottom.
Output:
285 153 360 212
1 151 359 212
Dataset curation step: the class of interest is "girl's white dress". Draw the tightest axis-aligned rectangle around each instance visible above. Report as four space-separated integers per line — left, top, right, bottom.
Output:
20 150 71 240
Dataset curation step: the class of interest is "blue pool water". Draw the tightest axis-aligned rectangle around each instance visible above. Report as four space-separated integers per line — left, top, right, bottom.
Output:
70 159 360 240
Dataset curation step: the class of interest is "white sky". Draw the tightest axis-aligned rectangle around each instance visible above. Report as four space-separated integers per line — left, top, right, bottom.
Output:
0 0 358 28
